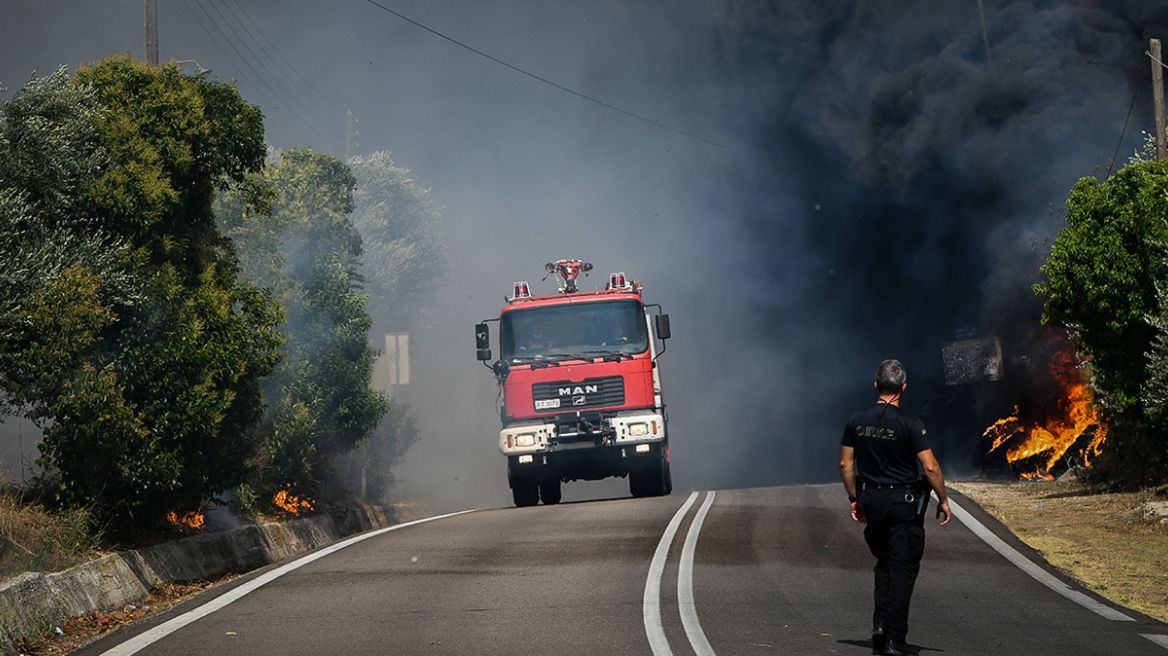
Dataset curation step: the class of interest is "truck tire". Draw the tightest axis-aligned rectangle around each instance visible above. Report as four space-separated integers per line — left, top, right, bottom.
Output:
630 456 668 498
539 479 562 505
512 479 539 507
629 472 646 498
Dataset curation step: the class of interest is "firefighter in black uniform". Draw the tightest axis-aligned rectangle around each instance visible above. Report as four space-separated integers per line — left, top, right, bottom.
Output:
840 359 951 656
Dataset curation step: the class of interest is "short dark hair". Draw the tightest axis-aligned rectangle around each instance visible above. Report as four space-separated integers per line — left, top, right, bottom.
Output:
875 359 906 394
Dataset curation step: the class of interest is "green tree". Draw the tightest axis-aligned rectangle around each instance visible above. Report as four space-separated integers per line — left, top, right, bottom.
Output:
219 148 387 503
1036 160 1168 412
0 68 136 416
0 59 283 526
1036 158 1168 466
347 151 447 335
331 152 446 498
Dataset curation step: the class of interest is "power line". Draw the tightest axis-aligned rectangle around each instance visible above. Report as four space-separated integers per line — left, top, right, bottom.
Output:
217 0 347 142
225 0 349 119
1105 77 1143 180
180 0 291 125
180 0 344 150
196 0 338 146
359 0 735 151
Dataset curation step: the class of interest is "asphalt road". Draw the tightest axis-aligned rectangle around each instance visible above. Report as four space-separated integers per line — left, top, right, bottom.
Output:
74 485 1168 656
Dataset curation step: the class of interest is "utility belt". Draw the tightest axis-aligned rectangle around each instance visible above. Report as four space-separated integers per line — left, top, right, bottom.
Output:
858 477 930 515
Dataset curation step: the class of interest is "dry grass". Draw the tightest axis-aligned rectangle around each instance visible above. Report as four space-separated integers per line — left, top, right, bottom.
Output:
952 479 1168 623
0 489 102 581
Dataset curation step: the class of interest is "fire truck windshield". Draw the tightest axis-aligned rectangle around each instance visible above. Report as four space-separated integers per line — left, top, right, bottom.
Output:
500 300 649 363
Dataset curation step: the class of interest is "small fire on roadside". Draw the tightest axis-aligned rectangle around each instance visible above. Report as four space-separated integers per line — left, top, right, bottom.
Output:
983 334 1107 480
273 489 314 516
166 508 205 531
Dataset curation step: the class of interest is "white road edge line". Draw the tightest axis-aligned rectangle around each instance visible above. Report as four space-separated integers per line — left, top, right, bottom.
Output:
949 495 1134 622
644 491 699 656
678 491 717 656
97 508 481 656
1141 633 1168 649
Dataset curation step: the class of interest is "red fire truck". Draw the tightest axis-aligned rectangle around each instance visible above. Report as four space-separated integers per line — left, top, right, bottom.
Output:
475 259 673 506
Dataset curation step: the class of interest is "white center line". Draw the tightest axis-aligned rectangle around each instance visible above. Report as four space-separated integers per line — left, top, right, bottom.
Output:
678 491 717 656
1140 633 1168 650
643 491 699 656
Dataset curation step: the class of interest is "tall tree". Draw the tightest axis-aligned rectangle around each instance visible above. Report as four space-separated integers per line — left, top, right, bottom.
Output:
0 68 134 413
347 151 447 335
334 152 447 499
219 148 387 503
1036 158 1168 467
1 58 283 526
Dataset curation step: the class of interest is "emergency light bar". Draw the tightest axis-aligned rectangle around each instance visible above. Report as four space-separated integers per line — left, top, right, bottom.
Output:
608 272 631 290
512 281 531 298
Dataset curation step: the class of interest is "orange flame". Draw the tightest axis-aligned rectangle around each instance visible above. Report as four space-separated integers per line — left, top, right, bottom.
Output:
984 346 1107 480
167 508 205 530
273 489 314 516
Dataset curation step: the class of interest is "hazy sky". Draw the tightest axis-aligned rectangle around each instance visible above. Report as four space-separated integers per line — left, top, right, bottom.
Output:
2 1 1166 511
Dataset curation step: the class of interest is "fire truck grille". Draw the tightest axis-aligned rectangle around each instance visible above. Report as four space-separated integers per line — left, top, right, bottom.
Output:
532 376 625 412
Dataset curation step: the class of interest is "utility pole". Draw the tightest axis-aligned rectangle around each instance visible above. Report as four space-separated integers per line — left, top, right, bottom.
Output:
1153 38 1166 161
145 0 159 67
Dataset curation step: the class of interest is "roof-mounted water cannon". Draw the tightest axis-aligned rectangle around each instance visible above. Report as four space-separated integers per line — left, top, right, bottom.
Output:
543 258 593 293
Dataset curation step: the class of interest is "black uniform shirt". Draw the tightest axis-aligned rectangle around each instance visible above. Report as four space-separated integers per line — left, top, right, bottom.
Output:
841 402 931 486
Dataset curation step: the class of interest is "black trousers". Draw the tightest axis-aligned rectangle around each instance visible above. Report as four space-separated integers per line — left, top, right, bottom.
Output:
861 487 927 643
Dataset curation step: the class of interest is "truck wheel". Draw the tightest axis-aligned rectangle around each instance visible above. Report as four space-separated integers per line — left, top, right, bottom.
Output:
631 456 668 498
539 480 562 505
512 479 539 507
629 472 648 498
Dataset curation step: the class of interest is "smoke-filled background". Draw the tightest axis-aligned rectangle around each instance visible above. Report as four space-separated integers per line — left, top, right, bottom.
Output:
2 1 1166 511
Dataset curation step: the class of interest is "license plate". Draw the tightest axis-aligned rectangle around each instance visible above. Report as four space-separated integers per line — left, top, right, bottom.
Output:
535 398 561 410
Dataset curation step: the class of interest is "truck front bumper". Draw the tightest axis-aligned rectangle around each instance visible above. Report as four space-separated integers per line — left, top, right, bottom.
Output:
500 409 666 483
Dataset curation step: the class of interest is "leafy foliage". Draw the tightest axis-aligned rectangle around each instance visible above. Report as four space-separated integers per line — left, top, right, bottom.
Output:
1036 158 1168 467
1036 160 1168 413
347 151 447 334
0 60 283 527
219 149 388 503
0 67 134 416
335 400 419 502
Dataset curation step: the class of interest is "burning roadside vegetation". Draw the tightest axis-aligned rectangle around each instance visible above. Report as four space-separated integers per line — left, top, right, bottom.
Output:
980 329 1108 482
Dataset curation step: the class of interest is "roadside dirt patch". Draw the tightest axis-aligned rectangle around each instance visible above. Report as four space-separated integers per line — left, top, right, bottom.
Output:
951 479 1168 623
15 575 237 655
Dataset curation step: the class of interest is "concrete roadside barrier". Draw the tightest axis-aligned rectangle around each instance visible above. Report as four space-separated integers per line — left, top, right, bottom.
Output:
0 505 396 654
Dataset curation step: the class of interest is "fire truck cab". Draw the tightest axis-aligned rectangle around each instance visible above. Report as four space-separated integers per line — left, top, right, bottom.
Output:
475 259 672 507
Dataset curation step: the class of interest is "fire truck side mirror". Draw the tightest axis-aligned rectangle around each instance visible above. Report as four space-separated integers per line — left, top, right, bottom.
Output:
654 314 671 340
475 323 492 361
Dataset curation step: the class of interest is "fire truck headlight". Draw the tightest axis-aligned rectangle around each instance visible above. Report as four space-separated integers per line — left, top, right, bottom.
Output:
628 423 650 437
635 444 651 453
518 454 534 464
514 433 537 448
